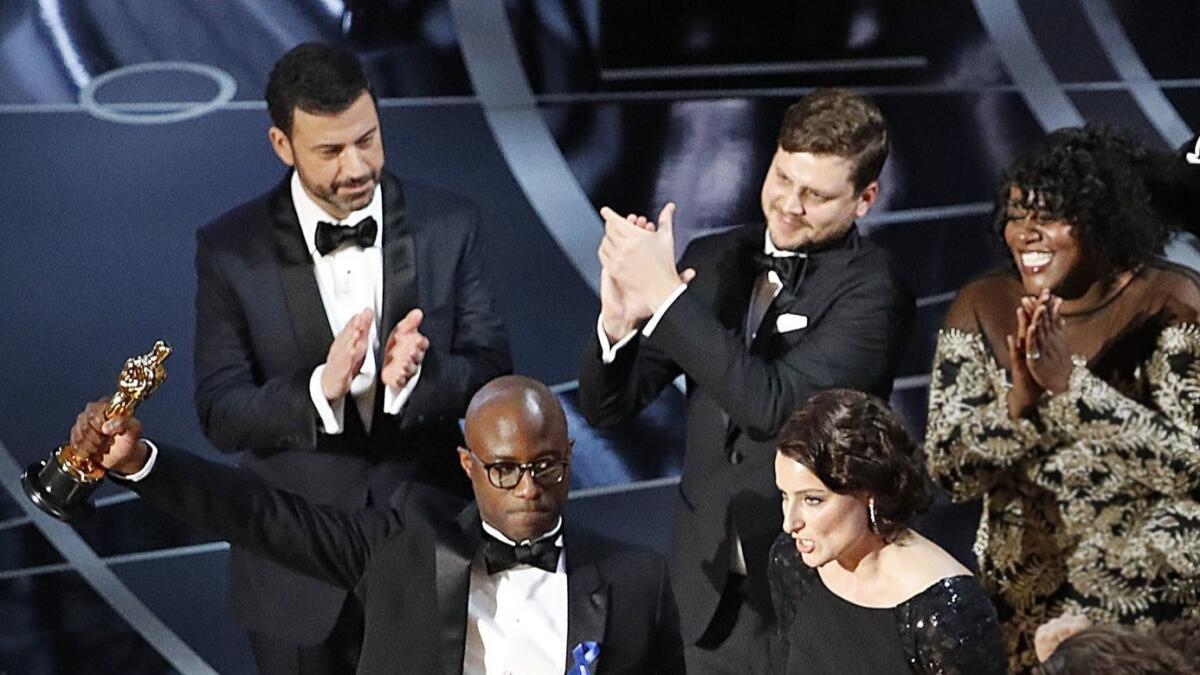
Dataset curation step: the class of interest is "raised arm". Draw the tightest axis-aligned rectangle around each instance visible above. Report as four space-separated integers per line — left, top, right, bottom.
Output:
924 289 1046 502
76 401 399 588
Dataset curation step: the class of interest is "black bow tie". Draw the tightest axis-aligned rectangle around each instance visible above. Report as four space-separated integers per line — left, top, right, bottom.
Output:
752 251 807 290
315 216 377 256
482 532 561 574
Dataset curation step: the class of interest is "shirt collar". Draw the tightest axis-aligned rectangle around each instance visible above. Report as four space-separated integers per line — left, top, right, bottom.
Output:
481 517 564 547
763 224 860 265
291 171 383 257
763 230 805 258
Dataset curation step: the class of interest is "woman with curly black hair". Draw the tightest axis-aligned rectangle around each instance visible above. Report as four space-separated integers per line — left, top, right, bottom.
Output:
770 388 1006 673
925 124 1200 671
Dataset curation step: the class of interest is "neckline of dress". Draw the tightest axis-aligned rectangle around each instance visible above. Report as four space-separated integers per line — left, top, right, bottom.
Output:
1057 266 1140 319
814 570 974 610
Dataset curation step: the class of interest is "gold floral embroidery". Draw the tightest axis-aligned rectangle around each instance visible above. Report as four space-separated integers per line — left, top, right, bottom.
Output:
925 325 1200 672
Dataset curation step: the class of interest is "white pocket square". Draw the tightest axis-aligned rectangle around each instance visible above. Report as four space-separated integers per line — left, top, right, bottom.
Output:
775 313 809 333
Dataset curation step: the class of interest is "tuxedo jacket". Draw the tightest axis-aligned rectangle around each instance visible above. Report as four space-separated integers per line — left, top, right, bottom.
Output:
193 171 511 642
121 446 684 675
579 223 912 643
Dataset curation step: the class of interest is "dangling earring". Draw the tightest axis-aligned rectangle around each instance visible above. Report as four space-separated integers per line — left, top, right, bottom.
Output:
868 497 879 534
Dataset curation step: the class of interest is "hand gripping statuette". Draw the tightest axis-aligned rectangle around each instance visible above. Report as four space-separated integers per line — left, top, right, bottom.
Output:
21 341 171 521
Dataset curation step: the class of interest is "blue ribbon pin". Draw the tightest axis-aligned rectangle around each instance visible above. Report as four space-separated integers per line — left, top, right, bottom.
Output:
568 640 600 675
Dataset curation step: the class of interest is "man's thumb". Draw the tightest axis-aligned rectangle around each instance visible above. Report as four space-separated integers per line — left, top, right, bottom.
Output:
657 202 676 235
398 308 423 332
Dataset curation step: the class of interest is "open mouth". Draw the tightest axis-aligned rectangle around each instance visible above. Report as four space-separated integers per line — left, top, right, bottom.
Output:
1019 251 1053 270
794 538 815 554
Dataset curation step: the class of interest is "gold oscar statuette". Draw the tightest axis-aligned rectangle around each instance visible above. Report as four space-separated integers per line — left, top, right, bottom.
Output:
21 340 171 521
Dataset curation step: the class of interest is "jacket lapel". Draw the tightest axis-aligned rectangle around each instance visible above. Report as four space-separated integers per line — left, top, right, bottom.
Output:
270 175 334 367
435 503 480 675
564 526 609 673
379 173 417 354
716 226 765 440
713 225 764 335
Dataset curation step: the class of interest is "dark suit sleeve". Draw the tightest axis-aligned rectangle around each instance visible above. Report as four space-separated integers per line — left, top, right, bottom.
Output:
397 205 511 425
646 256 909 438
193 228 320 452
120 443 399 588
578 330 683 428
577 251 693 428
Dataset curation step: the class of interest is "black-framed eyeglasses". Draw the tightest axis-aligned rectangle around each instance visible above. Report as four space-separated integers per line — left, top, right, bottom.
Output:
465 447 569 489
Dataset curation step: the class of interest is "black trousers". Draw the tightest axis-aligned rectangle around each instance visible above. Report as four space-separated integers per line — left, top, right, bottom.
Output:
685 574 772 675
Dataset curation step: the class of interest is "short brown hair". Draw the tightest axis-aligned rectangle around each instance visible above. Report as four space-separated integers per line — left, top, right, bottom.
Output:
777 88 888 193
1040 625 1197 675
776 389 931 542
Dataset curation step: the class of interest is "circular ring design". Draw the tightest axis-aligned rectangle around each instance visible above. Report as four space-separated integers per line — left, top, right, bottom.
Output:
79 61 237 125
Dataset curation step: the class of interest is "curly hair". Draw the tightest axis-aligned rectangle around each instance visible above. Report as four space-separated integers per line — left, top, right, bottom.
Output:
776 389 932 542
1039 624 1197 675
777 88 889 193
992 124 1170 275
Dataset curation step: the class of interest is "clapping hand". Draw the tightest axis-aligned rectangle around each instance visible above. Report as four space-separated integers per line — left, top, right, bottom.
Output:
1006 298 1043 419
1023 291 1072 394
598 211 654 340
321 308 373 400
382 308 429 389
1006 290 1073 418
596 203 695 340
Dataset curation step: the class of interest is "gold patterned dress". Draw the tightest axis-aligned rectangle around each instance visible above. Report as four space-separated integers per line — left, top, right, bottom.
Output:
925 261 1200 672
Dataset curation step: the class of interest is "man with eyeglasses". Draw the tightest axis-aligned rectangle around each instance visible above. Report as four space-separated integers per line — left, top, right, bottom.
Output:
67 375 683 674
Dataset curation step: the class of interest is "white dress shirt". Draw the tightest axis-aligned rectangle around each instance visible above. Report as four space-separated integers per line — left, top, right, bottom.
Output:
464 519 569 675
289 172 421 434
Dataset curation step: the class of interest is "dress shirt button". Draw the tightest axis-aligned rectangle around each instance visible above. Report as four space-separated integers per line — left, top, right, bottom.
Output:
728 450 744 465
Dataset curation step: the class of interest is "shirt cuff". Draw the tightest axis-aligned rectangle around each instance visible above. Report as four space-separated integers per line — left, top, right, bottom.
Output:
596 316 639 364
641 283 688 338
309 365 346 435
115 439 158 482
383 363 422 415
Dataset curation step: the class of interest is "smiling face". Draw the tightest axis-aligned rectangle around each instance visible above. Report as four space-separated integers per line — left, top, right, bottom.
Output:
458 379 572 543
269 91 384 220
774 452 874 568
1003 186 1105 297
760 147 878 250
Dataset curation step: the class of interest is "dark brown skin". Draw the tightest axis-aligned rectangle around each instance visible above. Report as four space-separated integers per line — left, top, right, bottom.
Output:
456 375 573 543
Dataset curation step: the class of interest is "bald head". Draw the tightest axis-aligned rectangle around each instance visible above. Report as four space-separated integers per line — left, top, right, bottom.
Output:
463 375 567 450
458 376 572 542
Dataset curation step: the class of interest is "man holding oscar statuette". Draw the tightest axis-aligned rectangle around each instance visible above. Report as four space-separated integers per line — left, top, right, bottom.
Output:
68 376 683 675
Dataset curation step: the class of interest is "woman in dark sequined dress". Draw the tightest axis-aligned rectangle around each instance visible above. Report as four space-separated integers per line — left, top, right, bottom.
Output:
925 126 1200 672
769 389 1006 674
